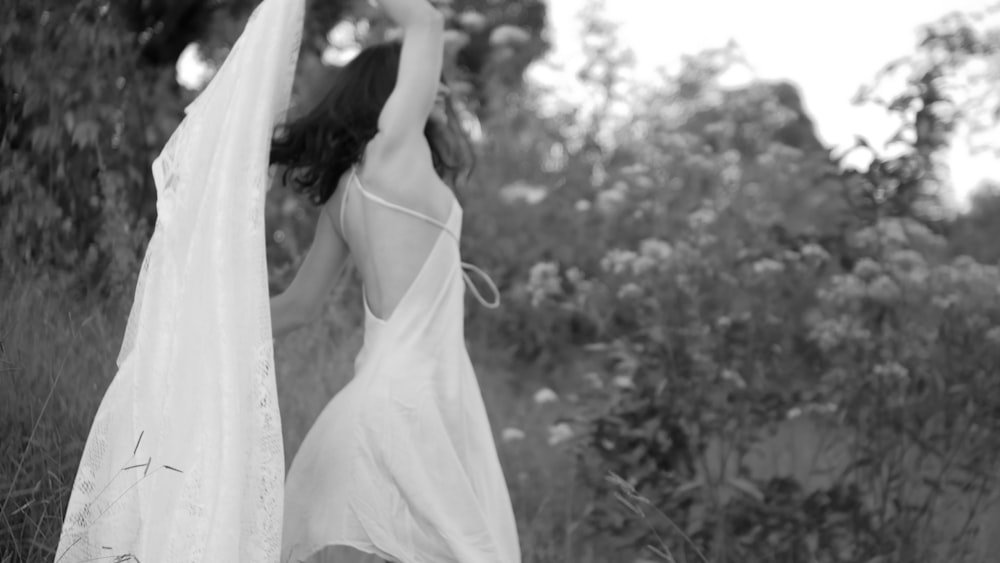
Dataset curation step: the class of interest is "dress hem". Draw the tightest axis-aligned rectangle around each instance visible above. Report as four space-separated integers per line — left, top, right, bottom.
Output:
288 539 396 563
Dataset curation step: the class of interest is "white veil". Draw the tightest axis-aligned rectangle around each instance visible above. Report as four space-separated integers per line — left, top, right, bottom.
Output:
56 0 303 560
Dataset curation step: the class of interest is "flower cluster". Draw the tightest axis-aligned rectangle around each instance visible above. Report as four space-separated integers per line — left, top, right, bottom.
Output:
523 261 561 307
598 238 674 279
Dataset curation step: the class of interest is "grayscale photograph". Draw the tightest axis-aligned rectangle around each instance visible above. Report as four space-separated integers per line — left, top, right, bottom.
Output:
2 0 999 561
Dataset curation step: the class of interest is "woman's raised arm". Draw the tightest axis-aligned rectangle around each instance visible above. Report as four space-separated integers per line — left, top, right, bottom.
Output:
372 0 444 150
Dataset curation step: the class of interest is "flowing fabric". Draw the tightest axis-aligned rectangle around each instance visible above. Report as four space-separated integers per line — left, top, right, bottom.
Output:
56 0 303 560
281 168 521 563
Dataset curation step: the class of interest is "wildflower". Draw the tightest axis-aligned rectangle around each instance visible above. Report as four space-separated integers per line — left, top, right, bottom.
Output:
932 294 960 309
561 267 593 308
688 208 717 229
721 164 741 185
873 362 909 382
695 233 718 248
528 261 559 284
533 388 558 405
501 427 525 442
788 403 837 419
612 375 635 389
752 258 784 275
574 199 591 212
600 249 638 275
443 29 470 51
853 257 882 281
639 238 672 261
885 217 945 248
457 10 487 31
525 261 561 307
888 249 925 272
853 218 945 251
499 181 547 205
879 218 909 245
633 175 654 189
596 185 627 214
564 267 585 284
891 249 929 286
489 24 531 46
800 243 830 262
809 316 872 350
867 275 901 303
818 274 865 305
547 422 574 446
849 227 880 251
630 256 656 276
617 283 643 300
621 163 650 175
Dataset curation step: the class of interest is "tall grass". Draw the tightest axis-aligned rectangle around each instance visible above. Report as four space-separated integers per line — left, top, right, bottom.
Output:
1 266 608 562
1 268 122 562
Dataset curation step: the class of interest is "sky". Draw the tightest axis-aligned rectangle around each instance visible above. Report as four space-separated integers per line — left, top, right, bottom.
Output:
177 0 997 207
531 0 998 208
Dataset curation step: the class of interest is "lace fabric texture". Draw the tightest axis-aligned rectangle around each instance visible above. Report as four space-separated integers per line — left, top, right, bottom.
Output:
56 0 303 560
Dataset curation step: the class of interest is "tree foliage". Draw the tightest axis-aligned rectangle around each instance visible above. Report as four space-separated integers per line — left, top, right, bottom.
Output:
0 0 548 292
852 3 1000 220
1 0 182 289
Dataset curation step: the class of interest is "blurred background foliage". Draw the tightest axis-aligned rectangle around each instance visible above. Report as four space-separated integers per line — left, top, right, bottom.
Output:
3 0 1000 561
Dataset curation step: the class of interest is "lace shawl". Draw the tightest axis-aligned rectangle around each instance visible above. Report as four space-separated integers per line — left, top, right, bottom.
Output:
56 0 303 560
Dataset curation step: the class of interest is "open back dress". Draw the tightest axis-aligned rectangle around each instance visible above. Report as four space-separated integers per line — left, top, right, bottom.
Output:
280 166 521 563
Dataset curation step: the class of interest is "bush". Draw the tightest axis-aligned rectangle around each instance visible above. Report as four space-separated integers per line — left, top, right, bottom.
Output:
492 139 1000 563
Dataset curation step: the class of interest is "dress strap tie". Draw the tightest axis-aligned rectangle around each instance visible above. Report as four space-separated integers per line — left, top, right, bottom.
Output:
460 262 501 309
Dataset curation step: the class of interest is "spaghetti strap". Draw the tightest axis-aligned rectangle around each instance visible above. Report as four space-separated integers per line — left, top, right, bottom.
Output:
347 165 501 310
350 166 457 238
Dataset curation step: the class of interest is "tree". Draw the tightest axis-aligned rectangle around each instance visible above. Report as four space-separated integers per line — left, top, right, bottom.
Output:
1 0 551 291
852 3 1000 219
1 0 178 289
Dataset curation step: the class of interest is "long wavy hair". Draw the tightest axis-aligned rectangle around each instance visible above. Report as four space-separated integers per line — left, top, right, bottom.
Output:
269 40 473 205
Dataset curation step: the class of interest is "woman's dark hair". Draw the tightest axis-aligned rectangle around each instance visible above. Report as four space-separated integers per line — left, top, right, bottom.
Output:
269 40 473 205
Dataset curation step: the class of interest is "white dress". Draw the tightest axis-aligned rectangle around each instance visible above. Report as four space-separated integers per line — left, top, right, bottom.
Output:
281 168 521 563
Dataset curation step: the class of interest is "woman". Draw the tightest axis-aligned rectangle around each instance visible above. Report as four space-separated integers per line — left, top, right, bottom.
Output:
268 0 520 561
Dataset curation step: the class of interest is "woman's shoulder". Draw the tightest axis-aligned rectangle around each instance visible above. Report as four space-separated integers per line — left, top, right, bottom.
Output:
359 136 434 194
366 127 433 163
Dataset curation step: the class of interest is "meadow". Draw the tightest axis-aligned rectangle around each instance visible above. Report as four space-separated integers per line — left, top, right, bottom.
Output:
4 0 1000 561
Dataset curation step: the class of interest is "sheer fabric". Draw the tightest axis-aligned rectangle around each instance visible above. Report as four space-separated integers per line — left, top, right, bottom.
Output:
55 0 303 560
